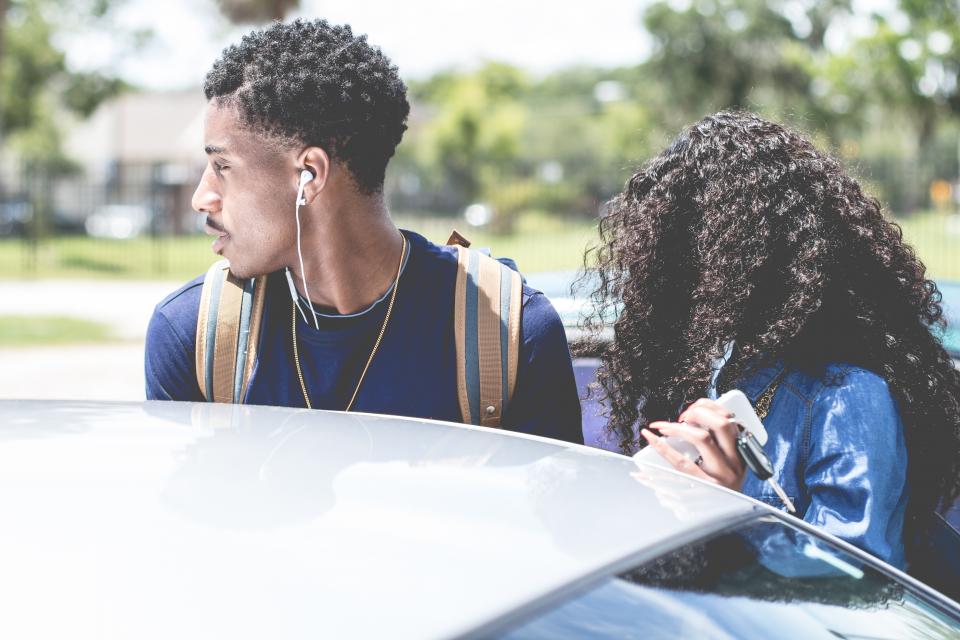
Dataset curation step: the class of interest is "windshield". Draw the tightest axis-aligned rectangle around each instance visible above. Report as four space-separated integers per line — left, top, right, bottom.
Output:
497 516 960 639
940 281 960 358
528 273 960 359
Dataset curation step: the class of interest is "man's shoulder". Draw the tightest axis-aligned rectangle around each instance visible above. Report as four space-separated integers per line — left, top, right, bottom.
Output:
151 273 205 335
405 229 458 269
519 283 565 348
145 273 208 400
406 229 530 278
404 229 563 342
520 282 545 307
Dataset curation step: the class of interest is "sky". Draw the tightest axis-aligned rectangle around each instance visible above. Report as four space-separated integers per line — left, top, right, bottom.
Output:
61 0 655 91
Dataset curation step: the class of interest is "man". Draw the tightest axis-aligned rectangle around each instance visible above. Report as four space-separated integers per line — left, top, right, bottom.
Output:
145 19 582 444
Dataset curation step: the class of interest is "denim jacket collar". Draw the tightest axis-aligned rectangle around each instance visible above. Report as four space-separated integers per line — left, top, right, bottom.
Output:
736 359 787 403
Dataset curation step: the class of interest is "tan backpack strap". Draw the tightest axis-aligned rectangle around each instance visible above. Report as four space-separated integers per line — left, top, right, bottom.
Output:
212 270 244 402
452 245 523 427
195 260 267 403
454 247 472 423
446 229 471 247
239 274 268 398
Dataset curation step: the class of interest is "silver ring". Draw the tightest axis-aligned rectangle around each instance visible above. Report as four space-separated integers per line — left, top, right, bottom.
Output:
694 455 704 467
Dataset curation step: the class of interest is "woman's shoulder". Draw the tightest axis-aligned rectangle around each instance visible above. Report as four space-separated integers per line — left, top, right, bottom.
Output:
785 363 904 446
783 363 894 406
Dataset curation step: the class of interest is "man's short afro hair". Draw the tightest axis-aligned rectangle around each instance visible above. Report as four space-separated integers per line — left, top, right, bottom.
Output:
203 19 410 195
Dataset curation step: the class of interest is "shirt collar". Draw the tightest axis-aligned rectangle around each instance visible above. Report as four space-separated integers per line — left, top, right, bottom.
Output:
298 231 413 321
735 359 787 403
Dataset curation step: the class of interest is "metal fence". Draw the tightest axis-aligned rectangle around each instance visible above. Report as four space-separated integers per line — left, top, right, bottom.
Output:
2 149 959 281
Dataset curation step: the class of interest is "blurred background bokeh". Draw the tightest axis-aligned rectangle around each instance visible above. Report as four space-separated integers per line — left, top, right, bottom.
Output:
2 0 959 398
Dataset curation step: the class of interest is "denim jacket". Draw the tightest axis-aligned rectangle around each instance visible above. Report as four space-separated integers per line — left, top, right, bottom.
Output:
734 361 909 569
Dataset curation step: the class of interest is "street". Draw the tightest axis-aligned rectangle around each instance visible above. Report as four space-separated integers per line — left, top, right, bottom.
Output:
0 280 182 401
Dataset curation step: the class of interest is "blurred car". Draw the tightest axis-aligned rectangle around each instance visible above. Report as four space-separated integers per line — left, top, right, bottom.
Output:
525 270 600 346
0 400 957 639
530 271 960 446
939 280 960 360
0 197 32 236
529 271 960 357
84 204 152 239
526 270 613 450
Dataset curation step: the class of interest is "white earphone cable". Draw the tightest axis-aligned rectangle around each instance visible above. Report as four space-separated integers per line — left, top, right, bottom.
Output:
294 175 320 329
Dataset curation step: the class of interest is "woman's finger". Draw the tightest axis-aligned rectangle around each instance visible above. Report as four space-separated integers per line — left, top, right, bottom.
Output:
687 397 733 415
710 414 743 464
654 421 742 485
677 401 733 427
640 428 713 482
651 419 719 459
679 406 742 464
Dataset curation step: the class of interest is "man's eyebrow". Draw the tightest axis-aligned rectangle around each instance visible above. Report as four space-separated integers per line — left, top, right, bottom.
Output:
204 145 227 155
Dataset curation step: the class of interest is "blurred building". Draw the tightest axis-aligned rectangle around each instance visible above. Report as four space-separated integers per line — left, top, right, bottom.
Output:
58 89 207 234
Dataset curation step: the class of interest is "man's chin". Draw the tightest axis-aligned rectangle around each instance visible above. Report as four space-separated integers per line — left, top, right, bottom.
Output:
219 256 272 280
224 261 254 279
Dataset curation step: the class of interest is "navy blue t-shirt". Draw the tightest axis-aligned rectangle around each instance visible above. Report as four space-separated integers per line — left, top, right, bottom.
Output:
145 230 582 444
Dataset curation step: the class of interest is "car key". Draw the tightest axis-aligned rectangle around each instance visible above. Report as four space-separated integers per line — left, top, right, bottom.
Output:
717 389 795 513
736 429 796 513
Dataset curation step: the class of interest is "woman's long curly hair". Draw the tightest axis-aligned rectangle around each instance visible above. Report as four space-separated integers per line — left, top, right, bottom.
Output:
583 110 960 541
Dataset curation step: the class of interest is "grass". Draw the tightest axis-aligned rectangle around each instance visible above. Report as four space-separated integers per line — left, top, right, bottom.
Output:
397 212 598 273
0 212 600 280
0 315 115 347
0 235 218 281
894 210 960 282
1 210 957 281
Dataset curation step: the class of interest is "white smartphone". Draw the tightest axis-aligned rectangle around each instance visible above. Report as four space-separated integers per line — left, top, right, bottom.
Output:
633 434 700 467
633 388 769 467
715 389 768 445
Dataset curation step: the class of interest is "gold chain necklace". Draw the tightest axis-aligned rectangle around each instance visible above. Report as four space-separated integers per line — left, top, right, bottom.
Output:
754 369 785 420
291 233 407 411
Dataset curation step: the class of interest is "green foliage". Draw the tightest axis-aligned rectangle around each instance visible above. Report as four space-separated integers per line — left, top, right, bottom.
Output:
643 0 798 111
410 63 531 212
1 1 65 135
638 0 862 132
401 0 960 227
62 71 130 118
0 0 136 166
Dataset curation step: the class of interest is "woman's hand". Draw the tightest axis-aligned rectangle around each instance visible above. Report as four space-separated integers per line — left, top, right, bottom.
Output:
641 398 747 490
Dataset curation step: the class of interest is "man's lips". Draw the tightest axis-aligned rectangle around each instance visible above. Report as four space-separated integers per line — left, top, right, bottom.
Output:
204 217 229 253
204 216 227 235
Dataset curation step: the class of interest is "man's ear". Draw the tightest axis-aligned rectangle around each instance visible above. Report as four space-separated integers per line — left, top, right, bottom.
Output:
297 147 331 204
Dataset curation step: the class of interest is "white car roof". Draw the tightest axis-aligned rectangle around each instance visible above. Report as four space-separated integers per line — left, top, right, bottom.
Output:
0 400 756 639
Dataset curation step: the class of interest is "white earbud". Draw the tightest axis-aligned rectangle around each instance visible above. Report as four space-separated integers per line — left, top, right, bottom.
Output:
299 169 313 188
297 169 314 206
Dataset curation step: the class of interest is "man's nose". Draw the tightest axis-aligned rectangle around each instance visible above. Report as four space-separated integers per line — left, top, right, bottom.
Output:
192 165 222 215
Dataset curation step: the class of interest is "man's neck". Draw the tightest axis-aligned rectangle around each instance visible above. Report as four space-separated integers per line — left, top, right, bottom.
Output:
290 197 404 316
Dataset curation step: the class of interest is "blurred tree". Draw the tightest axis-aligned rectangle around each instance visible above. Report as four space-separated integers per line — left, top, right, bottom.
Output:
523 65 660 209
641 0 855 131
0 0 7 75
834 1 960 144
215 0 298 23
0 0 136 166
0 0 142 254
412 62 530 229
385 1 960 220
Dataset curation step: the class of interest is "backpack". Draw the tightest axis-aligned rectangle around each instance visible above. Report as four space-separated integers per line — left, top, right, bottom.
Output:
194 232 523 428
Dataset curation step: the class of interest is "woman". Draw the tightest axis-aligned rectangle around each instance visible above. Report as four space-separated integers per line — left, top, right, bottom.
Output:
583 111 960 575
